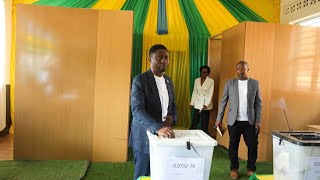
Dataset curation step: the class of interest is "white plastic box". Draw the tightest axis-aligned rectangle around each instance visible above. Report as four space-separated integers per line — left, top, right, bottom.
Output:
272 131 320 180
148 130 217 180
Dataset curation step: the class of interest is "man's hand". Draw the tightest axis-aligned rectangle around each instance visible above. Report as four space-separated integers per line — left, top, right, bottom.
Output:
203 105 207 110
255 123 261 134
162 115 174 127
214 120 221 128
255 123 261 129
158 127 175 138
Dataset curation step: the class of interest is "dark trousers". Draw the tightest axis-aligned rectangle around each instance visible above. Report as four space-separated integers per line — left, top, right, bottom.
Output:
190 109 210 134
228 121 258 171
133 150 150 180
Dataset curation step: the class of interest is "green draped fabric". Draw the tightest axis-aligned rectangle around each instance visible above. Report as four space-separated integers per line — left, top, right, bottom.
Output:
178 0 211 97
178 0 211 127
121 0 150 80
34 0 97 8
219 0 266 22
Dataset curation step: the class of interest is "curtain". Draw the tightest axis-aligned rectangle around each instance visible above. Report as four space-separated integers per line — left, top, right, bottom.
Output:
178 0 211 126
92 0 126 9
194 0 238 36
241 0 279 22
178 0 210 98
219 0 266 22
142 0 190 128
121 0 150 80
34 0 97 7
157 0 168 35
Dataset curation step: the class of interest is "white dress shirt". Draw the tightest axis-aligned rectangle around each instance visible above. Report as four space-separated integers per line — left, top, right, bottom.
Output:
154 75 169 121
237 79 248 121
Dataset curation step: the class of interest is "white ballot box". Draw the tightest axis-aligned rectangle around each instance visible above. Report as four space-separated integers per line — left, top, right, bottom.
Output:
272 131 320 180
148 130 217 180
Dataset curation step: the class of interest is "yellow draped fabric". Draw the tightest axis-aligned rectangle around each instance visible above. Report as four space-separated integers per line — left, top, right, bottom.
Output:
91 0 126 10
240 0 279 22
10 0 38 133
142 0 191 128
16 0 38 3
194 0 238 36
273 0 280 23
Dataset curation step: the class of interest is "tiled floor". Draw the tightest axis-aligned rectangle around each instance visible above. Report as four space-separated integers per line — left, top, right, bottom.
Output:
0 134 13 160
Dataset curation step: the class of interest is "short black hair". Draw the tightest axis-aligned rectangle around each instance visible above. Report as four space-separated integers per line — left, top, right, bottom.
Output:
200 65 210 74
149 44 168 57
236 61 249 68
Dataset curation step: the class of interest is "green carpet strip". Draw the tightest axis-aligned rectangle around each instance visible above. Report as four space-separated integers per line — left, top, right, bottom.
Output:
83 146 273 180
0 160 89 180
84 161 134 179
0 147 272 179
219 0 266 22
121 0 151 80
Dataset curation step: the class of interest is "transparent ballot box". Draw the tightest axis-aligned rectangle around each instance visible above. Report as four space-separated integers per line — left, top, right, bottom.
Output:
148 130 217 180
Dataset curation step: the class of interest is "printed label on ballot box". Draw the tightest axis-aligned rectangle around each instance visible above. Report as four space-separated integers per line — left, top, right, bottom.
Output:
305 157 320 180
166 158 205 180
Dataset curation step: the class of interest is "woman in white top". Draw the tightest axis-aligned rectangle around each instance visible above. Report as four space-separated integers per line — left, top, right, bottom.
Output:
189 66 214 134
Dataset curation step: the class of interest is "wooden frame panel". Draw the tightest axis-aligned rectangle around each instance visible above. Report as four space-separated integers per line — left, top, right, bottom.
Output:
15 5 97 160
92 10 133 162
14 5 133 162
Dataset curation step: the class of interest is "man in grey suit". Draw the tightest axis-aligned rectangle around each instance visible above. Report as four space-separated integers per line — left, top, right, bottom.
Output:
215 61 262 180
130 44 177 180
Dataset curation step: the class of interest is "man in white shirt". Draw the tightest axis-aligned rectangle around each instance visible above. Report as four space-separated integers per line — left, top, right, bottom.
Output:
215 61 262 179
130 44 177 180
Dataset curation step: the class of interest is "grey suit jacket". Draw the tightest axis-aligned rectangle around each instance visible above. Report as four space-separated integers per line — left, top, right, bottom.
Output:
129 70 177 154
216 78 262 126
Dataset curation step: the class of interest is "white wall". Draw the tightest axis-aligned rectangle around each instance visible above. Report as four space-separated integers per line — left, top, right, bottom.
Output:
4 0 12 84
0 0 12 131
280 0 320 24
